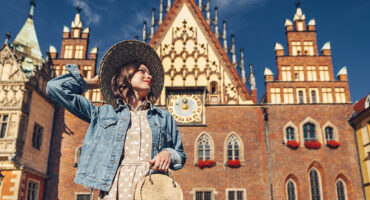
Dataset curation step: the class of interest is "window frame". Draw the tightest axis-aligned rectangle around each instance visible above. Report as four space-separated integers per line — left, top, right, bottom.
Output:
26 179 40 200
308 168 323 200
224 133 244 165
335 179 348 200
32 123 43 150
286 179 298 200
0 114 9 138
193 188 215 200
226 188 247 200
283 122 299 144
75 192 92 200
194 132 215 165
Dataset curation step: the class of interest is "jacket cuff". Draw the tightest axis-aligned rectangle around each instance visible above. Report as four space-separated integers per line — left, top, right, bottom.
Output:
163 148 182 170
66 64 88 94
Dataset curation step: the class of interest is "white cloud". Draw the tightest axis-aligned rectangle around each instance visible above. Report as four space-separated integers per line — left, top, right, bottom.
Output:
68 0 102 25
119 10 151 40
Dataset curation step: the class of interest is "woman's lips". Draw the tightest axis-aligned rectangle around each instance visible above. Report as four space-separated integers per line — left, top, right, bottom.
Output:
144 81 151 86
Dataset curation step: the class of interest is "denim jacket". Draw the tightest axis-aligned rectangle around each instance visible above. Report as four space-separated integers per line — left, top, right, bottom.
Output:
46 64 186 191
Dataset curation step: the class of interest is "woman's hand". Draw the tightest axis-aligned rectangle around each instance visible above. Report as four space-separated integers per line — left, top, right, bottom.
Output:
84 75 99 90
149 150 171 172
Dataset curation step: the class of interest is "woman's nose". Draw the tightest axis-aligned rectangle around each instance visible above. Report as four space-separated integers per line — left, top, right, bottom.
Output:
147 74 152 80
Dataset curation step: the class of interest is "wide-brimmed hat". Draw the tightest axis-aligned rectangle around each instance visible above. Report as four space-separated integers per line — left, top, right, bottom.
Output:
98 40 164 108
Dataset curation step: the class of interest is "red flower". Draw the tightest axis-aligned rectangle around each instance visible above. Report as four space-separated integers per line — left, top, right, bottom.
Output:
327 140 340 148
304 140 321 149
227 159 241 168
197 160 216 168
287 140 300 149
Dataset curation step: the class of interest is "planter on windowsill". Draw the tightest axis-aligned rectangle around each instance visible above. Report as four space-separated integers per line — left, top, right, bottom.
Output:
304 140 321 149
326 140 340 149
197 160 216 168
226 159 241 168
286 141 300 149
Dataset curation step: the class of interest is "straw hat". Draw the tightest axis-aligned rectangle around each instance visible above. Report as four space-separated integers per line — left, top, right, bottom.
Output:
134 171 183 200
98 40 164 108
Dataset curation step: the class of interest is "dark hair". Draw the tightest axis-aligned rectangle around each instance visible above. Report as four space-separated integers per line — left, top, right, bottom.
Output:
111 61 156 104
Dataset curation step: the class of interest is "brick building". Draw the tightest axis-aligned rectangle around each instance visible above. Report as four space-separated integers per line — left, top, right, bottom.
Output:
43 0 364 199
0 1 55 199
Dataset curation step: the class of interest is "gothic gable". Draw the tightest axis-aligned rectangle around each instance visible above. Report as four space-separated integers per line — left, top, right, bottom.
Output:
0 45 27 81
150 0 253 105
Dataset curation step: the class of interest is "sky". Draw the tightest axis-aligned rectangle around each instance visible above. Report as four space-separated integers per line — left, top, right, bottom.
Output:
0 0 369 102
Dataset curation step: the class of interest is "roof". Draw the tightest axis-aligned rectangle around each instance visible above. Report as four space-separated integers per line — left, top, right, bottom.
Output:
353 94 370 115
149 0 252 101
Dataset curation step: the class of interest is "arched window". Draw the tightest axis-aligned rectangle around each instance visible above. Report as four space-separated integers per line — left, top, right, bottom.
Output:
286 180 297 200
299 91 304 104
325 127 334 141
304 123 316 141
286 127 295 141
198 134 211 161
226 135 240 160
309 169 321 200
311 91 317 103
210 81 218 94
336 179 347 200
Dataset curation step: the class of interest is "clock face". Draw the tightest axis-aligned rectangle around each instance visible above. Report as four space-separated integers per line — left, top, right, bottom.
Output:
168 94 203 124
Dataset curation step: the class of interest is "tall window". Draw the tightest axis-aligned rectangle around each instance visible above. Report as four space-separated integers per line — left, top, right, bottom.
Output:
83 66 92 78
54 66 60 77
196 190 212 200
27 181 39 200
319 66 330 81
304 123 316 141
335 88 346 103
73 29 80 38
64 45 73 59
336 180 347 200
283 88 294 104
307 66 317 81
198 135 211 161
61 66 68 75
287 180 297 200
210 81 218 94
309 169 321 200
75 45 84 59
322 88 333 103
325 127 334 141
286 127 295 141
227 189 244 200
226 135 240 161
297 22 304 31
311 90 317 104
92 89 101 102
0 114 9 138
298 91 304 104
282 66 292 81
292 42 302 56
32 123 43 149
294 66 304 81
270 88 281 104
304 42 314 55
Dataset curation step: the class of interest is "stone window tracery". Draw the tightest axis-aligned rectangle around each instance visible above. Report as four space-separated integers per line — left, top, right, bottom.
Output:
304 123 316 141
226 135 240 161
198 134 211 161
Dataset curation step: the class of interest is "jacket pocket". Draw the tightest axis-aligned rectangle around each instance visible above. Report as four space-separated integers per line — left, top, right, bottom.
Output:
98 117 118 144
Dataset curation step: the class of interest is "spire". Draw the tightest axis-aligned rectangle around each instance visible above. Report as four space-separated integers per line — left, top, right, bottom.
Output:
143 21 147 42
166 0 171 13
222 20 228 53
29 0 36 19
13 0 42 62
249 64 256 90
214 7 219 38
4 32 10 45
159 0 164 25
206 0 211 24
76 1 83 14
150 8 155 39
231 34 237 67
240 49 246 83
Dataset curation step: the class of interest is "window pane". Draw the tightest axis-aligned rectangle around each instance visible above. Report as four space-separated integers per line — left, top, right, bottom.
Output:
76 194 91 200
310 170 321 200
336 181 346 200
237 191 243 200
228 191 235 200
0 123 7 138
204 191 211 200
196 191 203 200
205 150 210 160
3 115 8 121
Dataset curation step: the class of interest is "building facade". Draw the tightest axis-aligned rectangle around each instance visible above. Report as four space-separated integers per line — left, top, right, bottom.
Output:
350 94 370 199
17 0 364 199
0 1 55 200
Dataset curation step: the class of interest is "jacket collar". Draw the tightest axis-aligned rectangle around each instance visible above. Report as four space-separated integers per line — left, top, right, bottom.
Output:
114 99 163 117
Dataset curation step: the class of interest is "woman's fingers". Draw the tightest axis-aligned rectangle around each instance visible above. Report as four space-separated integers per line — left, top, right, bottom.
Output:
150 151 171 172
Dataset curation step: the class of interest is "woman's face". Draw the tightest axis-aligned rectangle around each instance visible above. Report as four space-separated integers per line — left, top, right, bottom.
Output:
130 64 152 96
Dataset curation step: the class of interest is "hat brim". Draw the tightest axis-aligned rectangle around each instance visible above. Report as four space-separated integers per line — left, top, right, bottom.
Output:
98 40 164 108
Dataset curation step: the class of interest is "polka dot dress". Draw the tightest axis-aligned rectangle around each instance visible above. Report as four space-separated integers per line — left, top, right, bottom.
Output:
101 107 152 200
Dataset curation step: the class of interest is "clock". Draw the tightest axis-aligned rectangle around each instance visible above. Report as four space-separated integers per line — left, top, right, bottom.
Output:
166 88 205 125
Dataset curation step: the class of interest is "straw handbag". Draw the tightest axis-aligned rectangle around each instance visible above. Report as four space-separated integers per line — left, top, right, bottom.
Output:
134 169 183 200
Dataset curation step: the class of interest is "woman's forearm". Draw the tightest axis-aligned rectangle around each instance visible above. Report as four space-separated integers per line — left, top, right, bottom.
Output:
84 75 99 90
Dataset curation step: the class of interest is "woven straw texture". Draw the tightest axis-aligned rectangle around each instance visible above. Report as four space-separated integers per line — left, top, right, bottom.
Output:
134 174 183 200
98 40 164 108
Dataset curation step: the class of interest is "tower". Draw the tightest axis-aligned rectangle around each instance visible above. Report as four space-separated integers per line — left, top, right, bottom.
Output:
0 1 54 199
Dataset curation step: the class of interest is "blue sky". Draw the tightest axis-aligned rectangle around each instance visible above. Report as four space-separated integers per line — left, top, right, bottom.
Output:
0 0 369 102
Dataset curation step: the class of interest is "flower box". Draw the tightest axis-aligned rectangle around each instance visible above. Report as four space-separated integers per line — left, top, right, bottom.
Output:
197 160 216 168
286 140 300 149
227 159 241 168
304 140 321 149
327 140 340 148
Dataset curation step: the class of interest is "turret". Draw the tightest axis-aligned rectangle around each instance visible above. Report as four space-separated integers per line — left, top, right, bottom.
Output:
89 47 98 60
274 42 284 56
264 68 274 81
308 19 316 31
321 42 331 56
337 66 348 81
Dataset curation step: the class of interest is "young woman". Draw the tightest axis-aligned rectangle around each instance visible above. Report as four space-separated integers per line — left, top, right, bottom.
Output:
46 41 186 199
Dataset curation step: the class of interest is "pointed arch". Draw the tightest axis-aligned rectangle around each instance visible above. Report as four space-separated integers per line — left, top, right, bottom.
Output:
308 168 323 200
223 132 244 165
335 174 352 200
299 117 322 143
283 121 300 144
322 121 339 144
194 132 215 164
285 174 301 200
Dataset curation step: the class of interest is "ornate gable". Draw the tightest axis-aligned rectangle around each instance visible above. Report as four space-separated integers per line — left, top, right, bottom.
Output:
150 0 253 105
0 45 27 81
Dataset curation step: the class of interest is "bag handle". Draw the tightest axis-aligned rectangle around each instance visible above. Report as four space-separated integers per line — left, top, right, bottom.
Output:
146 166 177 188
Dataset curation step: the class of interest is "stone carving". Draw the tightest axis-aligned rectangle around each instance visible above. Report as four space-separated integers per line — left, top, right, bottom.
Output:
0 84 25 108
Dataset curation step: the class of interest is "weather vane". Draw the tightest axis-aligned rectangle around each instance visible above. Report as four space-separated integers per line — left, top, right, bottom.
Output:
295 0 302 8
76 0 82 13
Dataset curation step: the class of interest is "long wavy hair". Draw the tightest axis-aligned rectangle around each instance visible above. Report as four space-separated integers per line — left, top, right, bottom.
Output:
111 61 156 104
